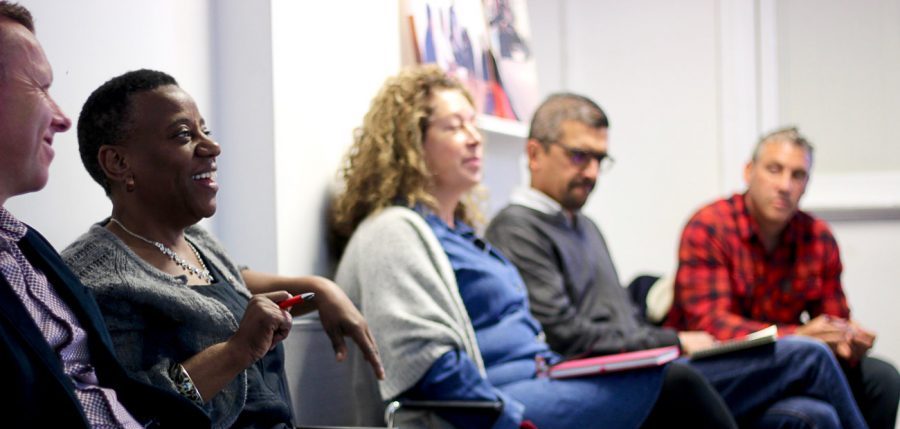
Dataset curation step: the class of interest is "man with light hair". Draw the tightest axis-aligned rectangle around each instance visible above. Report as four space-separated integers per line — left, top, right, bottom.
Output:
667 126 900 429
0 2 208 426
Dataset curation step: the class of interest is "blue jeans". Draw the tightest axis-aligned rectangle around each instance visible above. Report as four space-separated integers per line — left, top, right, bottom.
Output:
687 336 868 429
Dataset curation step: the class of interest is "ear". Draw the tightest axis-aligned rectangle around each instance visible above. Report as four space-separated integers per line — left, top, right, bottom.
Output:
98 145 131 184
526 138 545 172
743 160 753 186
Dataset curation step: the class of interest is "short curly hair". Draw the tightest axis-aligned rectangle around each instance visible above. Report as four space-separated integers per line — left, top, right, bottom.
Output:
331 65 479 240
77 69 178 194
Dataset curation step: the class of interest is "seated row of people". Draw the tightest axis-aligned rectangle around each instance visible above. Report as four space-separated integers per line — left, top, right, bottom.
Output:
2 3 896 427
330 65 897 429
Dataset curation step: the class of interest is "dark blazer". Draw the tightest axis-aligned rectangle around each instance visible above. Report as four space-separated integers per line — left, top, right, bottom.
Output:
0 227 210 428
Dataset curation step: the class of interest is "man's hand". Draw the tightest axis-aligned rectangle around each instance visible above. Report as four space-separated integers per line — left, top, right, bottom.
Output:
312 278 385 380
846 320 876 366
795 315 856 361
677 331 717 355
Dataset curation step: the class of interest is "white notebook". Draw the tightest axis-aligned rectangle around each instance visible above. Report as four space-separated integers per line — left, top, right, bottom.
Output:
690 325 778 360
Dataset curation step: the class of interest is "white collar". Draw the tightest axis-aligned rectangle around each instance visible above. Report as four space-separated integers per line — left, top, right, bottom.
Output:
509 186 572 217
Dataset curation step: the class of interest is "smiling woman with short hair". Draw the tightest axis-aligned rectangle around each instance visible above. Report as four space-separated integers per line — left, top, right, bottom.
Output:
62 68 383 429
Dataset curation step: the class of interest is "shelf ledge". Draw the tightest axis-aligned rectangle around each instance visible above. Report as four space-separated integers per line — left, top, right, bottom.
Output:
477 115 528 138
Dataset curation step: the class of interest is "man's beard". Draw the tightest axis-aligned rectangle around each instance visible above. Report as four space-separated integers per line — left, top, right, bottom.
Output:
560 179 595 211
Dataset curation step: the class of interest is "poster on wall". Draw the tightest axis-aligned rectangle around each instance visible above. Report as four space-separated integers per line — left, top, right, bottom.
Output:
483 0 539 121
403 0 538 121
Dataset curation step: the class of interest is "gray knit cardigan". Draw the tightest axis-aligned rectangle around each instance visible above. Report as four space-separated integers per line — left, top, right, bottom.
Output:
335 206 485 403
61 221 250 429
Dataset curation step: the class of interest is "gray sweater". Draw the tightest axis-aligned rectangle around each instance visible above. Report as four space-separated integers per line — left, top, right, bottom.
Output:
335 206 485 402
61 221 250 429
486 201 679 357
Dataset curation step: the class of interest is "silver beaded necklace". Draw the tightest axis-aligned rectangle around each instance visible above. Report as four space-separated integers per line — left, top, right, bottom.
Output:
109 218 214 282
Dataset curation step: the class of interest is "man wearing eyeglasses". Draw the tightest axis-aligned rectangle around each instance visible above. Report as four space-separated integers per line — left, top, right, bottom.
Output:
486 93 870 428
666 127 899 429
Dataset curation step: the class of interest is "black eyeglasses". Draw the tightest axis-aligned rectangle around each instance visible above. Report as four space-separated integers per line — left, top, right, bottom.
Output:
550 141 615 172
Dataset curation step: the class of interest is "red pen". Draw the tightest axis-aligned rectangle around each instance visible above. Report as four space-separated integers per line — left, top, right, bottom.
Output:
278 292 316 309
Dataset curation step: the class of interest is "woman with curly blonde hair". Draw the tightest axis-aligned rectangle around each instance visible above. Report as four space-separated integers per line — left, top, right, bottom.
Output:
331 66 710 429
332 66 481 241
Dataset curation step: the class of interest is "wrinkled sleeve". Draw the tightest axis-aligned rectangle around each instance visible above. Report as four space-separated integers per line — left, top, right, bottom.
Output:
336 211 523 428
808 227 851 322
406 350 523 429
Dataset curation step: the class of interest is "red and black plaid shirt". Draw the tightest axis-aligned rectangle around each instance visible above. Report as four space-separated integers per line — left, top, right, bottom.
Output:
665 193 850 340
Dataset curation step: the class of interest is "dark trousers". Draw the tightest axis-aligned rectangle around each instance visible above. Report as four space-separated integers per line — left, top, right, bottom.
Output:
844 355 900 429
641 362 738 429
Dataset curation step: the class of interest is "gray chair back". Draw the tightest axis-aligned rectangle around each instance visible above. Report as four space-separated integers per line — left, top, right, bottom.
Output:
283 316 384 427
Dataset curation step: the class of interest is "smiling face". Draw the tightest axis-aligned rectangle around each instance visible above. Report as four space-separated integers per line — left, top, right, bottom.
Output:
0 21 71 203
529 119 609 211
115 85 220 224
422 88 483 198
744 139 811 231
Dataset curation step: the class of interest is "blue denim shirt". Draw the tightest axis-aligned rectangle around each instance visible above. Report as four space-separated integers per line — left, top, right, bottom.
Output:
405 208 557 428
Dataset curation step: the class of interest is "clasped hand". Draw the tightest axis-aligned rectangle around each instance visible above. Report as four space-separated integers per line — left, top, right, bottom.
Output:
797 315 875 365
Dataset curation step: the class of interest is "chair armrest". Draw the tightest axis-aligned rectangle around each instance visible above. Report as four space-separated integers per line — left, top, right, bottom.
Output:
384 399 504 428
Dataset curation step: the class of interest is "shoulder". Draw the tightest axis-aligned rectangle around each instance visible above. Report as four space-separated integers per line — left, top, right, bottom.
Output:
21 226 53 249
352 206 434 248
185 224 230 256
691 195 733 222
487 204 549 239
793 210 838 247
491 204 531 222
684 195 739 234
61 223 123 284
795 210 833 233
338 206 445 280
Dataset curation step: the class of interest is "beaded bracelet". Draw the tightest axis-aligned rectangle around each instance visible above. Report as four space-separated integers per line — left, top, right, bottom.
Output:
169 363 204 406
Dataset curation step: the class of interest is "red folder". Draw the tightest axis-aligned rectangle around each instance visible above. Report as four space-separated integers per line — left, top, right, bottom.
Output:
544 345 680 379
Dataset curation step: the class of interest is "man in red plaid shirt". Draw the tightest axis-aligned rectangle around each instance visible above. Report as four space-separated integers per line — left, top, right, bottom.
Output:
667 127 899 428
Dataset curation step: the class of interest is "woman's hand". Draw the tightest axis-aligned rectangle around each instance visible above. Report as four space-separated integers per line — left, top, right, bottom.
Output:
182 291 292 400
241 269 385 380
312 277 385 380
228 291 293 365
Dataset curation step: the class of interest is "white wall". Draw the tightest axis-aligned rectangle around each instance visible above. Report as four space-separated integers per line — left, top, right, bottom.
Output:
269 1 402 277
7 0 214 247
210 0 278 273
828 219 900 365
528 0 722 283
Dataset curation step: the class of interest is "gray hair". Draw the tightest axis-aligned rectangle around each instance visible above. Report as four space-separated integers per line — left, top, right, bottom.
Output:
529 92 608 148
752 126 814 162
